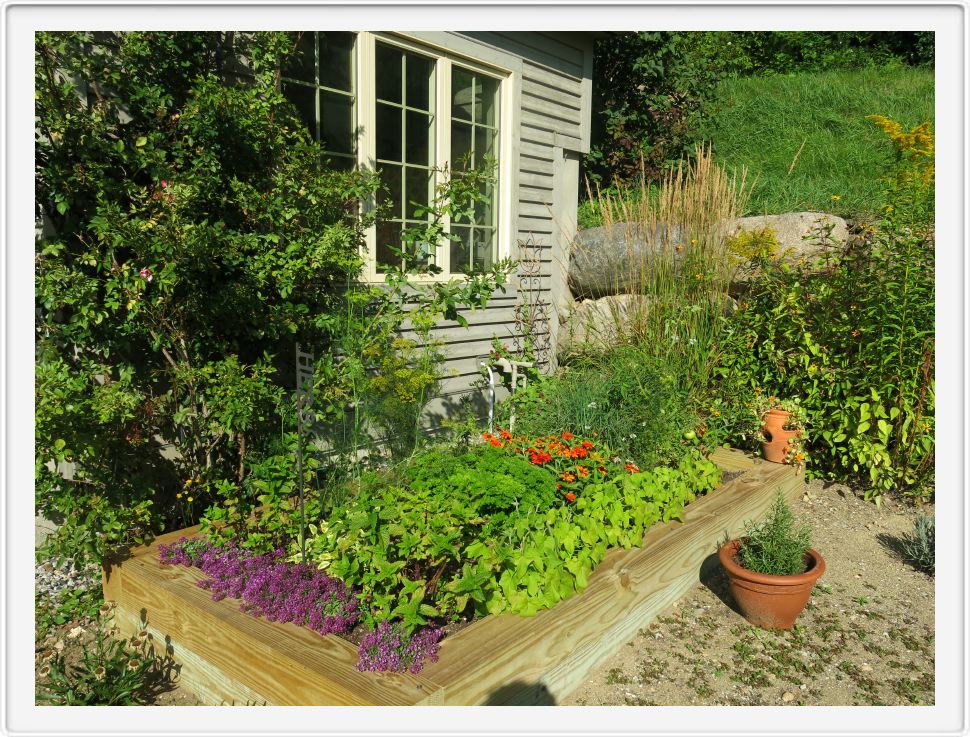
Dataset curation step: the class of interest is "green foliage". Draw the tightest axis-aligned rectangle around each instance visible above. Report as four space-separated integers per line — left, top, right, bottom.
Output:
36 616 177 705
726 227 780 262
717 212 934 502
35 31 373 564
702 64 934 217
900 514 935 576
586 32 722 185
501 346 692 469
402 445 560 533
303 448 721 628
35 584 103 642
737 491 813 577
690 32 932 78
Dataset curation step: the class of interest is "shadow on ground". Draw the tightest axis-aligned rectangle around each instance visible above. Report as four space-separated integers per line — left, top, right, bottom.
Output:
698 551 742 616
483 681 557 705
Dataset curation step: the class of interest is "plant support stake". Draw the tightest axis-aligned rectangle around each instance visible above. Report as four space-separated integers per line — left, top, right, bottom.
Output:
295 343 316 564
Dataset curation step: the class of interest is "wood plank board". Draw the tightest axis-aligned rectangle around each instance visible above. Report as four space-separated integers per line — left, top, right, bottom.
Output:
104 448 802 705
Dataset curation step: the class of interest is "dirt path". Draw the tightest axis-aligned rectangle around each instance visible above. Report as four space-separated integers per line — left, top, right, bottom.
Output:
562 478 935 706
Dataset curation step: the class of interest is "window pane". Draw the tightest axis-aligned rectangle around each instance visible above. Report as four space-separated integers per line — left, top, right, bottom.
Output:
376 221 401 272
451 120 472 170
405 52 434 112
473 228 496 270
320 91 354 155
284 32 316 83
405 166 431 220
375 43 402 103
474 180 494 225
378 165 403 219
376 102 402 163
477 74 499 127
403 224 431 270
319 32 355 92
283 82 317 138
450 226 472 273
405 110 432 166
475 125 497 166
451 67 474 122
326 154 356 171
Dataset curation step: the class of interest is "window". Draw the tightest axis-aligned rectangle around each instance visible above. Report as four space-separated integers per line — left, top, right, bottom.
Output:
282 32 357 169
283 32 508 279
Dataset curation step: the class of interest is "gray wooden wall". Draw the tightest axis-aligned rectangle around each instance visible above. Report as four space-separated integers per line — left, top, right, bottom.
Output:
395 31 593 427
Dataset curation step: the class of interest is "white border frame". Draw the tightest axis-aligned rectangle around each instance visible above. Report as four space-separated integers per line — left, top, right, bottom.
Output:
3 4 967 737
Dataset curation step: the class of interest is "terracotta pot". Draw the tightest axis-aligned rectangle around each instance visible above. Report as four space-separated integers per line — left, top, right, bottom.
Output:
719 539 825 630
761 408 799 464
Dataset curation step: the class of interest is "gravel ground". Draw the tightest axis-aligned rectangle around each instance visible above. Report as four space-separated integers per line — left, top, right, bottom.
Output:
562 478 935 706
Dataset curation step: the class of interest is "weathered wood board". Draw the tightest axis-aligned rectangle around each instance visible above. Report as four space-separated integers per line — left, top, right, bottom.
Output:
104 448 802 705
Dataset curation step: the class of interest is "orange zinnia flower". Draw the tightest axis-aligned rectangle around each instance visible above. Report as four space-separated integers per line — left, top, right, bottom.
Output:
566 492 576 503
562 432 574 441
625 463 640 473
561 473 576 483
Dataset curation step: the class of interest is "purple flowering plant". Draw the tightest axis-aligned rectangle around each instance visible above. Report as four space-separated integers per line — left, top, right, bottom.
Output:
158 537 360 637
356 620 444 675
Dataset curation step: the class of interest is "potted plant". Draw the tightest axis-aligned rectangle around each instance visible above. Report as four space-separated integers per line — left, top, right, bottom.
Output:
719 491 825 629
748 393 807 466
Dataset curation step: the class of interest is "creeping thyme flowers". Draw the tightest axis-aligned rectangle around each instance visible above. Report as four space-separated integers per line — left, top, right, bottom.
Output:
356 621 444 674
159 538 359 637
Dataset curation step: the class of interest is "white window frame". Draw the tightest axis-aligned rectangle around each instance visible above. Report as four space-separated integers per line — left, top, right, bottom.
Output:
356 32 515 282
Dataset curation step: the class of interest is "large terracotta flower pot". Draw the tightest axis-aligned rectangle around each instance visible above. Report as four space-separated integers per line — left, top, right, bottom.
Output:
761 408 799 464
719 539 825 630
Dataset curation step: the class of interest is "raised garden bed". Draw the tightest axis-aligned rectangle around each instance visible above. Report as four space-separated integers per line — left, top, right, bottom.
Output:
102 447 802 705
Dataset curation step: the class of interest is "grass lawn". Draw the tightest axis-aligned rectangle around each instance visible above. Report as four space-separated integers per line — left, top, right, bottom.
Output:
702 64 934 219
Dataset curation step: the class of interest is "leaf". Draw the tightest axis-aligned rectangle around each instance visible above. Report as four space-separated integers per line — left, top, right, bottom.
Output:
135 136 147 147
55 200 68 215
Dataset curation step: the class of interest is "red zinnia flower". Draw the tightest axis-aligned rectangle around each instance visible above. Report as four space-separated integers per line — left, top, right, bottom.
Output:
562 432 574 441
566 492 576 503
625 463 640 473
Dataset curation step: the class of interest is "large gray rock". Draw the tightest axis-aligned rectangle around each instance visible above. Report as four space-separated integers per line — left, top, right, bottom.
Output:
557 294 654 357
568 223 683 299
569 212 849 299
729 211 848 260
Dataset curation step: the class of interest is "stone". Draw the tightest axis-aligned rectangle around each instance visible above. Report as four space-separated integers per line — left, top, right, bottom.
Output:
568 212 849 299
782 691 796 702
568 222 684 299
557 294 655 357
727 212 850 291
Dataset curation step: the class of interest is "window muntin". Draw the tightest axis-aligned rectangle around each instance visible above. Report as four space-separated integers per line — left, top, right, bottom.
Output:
450 68 500 274
282 32 357 169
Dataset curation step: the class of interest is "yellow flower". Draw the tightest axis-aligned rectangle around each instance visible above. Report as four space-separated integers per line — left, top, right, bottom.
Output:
830 195 841 201
186 496 193 503
176 493 182 499
185 478 192 486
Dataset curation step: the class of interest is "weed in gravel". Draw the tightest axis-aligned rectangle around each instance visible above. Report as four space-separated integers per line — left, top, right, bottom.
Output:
606 668 631 685
637 657 669 682
891 672 933 705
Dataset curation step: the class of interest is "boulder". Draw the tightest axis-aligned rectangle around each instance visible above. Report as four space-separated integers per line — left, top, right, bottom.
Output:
568 212 849 299
729 211 848 260
568 222 683 299
557 294 654 357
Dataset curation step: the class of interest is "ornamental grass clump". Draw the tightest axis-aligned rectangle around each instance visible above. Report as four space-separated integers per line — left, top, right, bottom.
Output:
356 621 444 675
737 491 813 576
159 537 359 636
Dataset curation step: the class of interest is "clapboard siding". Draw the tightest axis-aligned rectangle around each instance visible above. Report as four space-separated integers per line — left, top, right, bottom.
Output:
393 32 593 411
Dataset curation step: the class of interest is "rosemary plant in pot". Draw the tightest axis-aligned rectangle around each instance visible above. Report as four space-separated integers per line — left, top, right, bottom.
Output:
719 490 825 629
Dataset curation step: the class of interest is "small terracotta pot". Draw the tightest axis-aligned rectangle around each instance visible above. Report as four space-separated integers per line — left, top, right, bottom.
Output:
719 539 825 630
761 408 799 464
